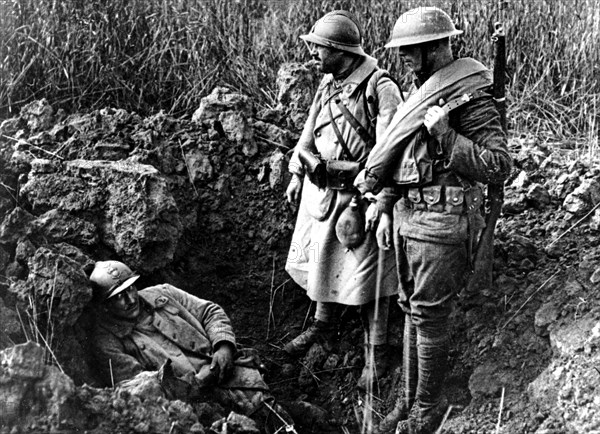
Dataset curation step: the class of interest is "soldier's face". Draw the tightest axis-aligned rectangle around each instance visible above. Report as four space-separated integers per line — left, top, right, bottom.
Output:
105 285 140 320
310 44 345 74
398 44 422 73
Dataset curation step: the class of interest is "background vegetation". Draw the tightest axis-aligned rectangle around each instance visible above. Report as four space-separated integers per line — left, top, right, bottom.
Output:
1 0 598 144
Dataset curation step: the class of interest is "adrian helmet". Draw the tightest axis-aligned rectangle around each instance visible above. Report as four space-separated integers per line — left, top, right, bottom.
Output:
300 10 366 57
385 6 463 48
88 260 140 301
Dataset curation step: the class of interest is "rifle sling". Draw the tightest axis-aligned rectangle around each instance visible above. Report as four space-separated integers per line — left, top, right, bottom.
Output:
442 87 491 114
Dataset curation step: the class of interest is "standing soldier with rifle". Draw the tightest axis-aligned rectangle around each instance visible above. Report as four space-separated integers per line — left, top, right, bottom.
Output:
353 7 513 433
284 10 402 390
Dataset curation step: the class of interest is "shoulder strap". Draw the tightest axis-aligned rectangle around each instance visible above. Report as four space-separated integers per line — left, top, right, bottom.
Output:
326 69 401 160
328 100 357 161
333 97 375 150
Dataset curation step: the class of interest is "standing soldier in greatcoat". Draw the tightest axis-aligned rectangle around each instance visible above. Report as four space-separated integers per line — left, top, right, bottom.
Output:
284 10 402 390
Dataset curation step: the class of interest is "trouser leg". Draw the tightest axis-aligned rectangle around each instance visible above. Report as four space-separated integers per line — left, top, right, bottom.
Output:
395 319 450 434
357 297 390 390
314 301 339 324
415 320 449 408
403 314 418 410
360 296 390 346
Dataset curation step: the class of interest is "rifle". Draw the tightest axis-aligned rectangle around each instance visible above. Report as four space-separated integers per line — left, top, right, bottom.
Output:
465 22 506 294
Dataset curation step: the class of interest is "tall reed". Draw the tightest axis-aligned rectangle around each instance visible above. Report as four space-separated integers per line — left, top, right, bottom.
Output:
0 0 598 142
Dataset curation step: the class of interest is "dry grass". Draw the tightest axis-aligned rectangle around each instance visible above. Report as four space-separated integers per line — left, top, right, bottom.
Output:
0 0 598 148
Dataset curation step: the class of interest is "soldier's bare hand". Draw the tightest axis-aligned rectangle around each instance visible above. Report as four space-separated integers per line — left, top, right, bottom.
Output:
424 98 450 140
365 203 381 232
286 174 303 204
376 212 393 250
210 342 234 383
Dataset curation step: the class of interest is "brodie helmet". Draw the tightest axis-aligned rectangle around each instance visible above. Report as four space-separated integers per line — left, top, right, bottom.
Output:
385 6 463 48
88 260 140 301
300 10 366 56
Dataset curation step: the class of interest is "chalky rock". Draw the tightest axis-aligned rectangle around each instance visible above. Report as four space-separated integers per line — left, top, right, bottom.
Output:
590 207 600 231
193 87 253 121
534 302 560 336
563 178 600 215
529 349 600 433
276 62 320 111
549 312 598 355
276 61 321 131
0 298 20 348
20 98 55 132
21 158 183 272
9 246 92 332
252 120 295 149
192 87 255 146
183 149 214 182
0 207 35 244
117 370 164 399
510 170 530 190
211 412 260 434
502 190 527 215
1 341 45 379
0 342 74 428
268 149 286 190
32 209 98 246
527 183 551 208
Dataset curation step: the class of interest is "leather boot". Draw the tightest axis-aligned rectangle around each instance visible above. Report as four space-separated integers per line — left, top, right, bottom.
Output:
357 344 388 391
395 396 449 434
283 320 336 357
376 315 417 433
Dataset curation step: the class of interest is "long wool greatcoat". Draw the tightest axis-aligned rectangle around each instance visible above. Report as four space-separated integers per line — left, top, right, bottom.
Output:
285 56 401 306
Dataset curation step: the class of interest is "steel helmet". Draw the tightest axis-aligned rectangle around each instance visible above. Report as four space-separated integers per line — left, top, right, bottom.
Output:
300 10 366 57
385 6 463 48
89 260 140 301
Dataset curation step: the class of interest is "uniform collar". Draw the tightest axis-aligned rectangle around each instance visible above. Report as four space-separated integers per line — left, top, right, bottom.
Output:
328 55 378 99
96 295 154 338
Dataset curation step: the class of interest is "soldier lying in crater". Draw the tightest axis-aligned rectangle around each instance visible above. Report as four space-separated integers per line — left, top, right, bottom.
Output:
85 260 293 433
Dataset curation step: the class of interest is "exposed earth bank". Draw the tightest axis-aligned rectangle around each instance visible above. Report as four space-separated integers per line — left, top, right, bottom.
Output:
1 63 600 433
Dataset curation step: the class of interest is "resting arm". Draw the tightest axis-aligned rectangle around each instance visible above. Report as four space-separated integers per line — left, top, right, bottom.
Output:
93 332 145 386
158 284 236 351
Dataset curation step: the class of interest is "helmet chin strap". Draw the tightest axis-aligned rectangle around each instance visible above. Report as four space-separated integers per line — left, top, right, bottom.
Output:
415 44 431 85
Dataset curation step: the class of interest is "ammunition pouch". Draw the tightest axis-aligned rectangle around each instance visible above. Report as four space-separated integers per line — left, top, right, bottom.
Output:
298 148 327 189
326 160 362 191
402 184 483 215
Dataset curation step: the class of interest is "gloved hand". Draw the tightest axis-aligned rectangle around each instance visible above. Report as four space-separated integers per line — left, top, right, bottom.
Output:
376 212 393 250
210 342 235 384
286 174 303 204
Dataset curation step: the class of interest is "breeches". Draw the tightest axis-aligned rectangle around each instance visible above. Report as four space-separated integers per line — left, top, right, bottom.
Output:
394 234 467 326
315 298 389 345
